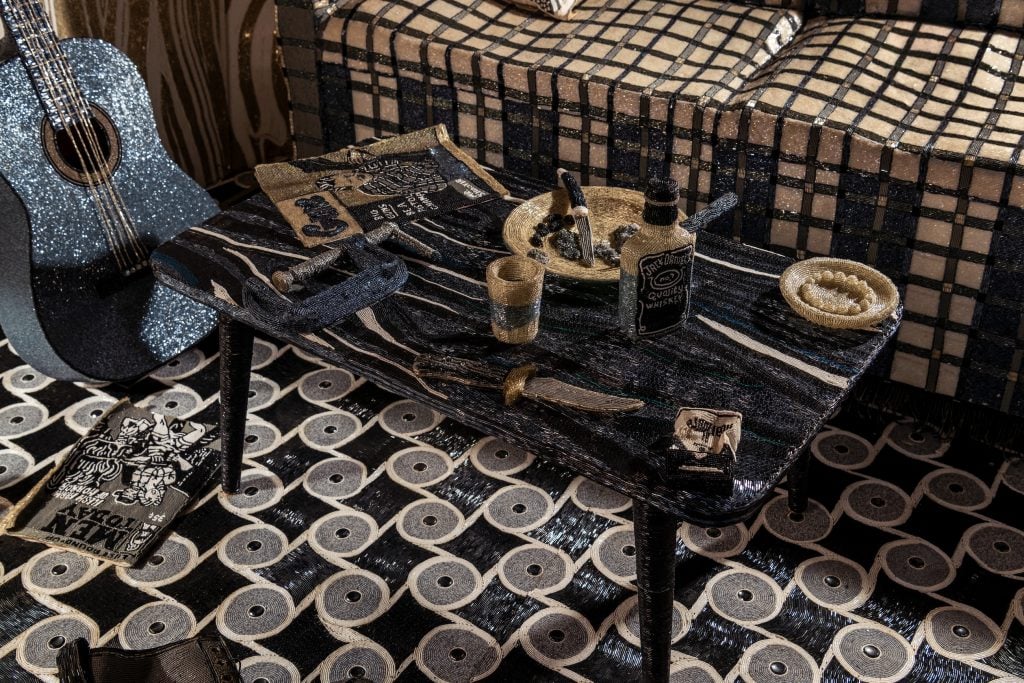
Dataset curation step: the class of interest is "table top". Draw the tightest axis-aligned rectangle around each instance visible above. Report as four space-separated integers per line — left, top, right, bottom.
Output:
153 170 900 525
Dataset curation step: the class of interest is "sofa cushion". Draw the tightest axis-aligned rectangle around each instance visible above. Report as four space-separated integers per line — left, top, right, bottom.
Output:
817 0 1024 29
711 15 1024 408
319 0 802 185
505 0 806 13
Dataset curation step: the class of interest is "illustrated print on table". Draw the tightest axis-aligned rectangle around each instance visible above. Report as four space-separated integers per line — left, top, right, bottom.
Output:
256 125 508 247
676 409 742 456
355 152 448 196
295 195 350 238
294 150 448 199
664 408 743 483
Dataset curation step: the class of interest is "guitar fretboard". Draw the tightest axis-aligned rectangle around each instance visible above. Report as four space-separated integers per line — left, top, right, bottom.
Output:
1 0 91 129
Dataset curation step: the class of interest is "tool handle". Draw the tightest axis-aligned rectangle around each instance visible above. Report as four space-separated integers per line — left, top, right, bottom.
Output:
558 168 588 211
412 354 507 389
272 248 344 292
395 231 440 260
369 223 440 261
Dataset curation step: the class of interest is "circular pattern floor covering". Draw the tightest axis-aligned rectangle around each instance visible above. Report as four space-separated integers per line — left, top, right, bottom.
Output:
0 335 1020 682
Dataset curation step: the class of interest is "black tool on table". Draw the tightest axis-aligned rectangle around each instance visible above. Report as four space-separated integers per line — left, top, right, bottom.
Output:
244 223 436 333
271 221 438 293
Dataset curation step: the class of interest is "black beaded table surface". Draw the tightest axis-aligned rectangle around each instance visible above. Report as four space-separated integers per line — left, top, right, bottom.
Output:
152 170 900 527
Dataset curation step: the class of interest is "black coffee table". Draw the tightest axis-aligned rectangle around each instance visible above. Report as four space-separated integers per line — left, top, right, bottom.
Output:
153 169 900 682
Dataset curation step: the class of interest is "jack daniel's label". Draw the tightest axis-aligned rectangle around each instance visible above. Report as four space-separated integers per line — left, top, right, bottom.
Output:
635 244 694 338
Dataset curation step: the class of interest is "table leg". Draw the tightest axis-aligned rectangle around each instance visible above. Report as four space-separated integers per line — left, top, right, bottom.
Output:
218 313 254 493
787 448 811 513
634 498 678 683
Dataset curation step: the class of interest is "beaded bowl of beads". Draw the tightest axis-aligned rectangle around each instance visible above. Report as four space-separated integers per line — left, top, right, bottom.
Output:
503 187 682 282
780 257 900 330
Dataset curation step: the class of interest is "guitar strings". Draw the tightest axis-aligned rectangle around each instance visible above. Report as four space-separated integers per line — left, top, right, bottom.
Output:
21 0 149 267
24 0 149 268
5 0 135 270
3 1 119 262
10 0 147 271
7 2 134 274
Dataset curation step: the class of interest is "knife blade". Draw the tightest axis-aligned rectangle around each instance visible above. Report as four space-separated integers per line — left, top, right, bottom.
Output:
558 168 595 267
412 354 645 413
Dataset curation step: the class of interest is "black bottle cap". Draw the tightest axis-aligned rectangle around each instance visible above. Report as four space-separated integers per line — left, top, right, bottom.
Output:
645 177 680 204
643 177 680 226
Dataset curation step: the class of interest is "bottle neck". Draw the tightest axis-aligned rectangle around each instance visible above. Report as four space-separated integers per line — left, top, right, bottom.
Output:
642 219 679 232
642 198 679 227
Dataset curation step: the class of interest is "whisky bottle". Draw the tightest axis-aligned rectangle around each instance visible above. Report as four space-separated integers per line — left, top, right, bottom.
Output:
619 178 695 340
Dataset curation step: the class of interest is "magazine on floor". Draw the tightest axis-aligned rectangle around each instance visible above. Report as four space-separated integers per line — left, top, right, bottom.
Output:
1 400 220 565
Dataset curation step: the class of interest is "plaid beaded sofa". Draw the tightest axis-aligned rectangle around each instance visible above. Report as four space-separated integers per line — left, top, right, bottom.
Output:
275 0 1024 417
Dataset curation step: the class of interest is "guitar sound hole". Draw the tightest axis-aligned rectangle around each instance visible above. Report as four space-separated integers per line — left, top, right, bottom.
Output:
54 118 113 175
42 104 122 186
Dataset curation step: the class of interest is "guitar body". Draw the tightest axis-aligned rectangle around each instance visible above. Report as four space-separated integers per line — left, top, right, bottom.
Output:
0 39 218 382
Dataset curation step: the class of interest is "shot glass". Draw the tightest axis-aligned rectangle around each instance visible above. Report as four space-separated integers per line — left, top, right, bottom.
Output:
486 255 545 344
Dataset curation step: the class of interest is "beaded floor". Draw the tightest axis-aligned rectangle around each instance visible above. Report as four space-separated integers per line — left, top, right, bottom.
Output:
0 335 1021 682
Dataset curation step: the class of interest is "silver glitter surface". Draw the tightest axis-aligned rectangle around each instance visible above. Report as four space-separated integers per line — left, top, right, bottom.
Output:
618 272 639 340
0 39 217 381
490 300 541 332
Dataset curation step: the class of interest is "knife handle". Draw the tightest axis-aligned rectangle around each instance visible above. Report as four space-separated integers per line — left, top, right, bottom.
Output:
557 169 594 266
412 354 507 389
557 168 588 212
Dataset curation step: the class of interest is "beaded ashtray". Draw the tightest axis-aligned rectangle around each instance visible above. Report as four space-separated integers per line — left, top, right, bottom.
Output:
780 257 900 330
503 187 682 282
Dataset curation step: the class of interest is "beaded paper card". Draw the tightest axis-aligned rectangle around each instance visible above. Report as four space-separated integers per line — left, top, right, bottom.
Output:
1 401 220 565
255 124 508 247
665 408 742 483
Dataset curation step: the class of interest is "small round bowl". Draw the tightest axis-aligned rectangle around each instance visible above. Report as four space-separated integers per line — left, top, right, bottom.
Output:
503 187 683 282
780 257 899 330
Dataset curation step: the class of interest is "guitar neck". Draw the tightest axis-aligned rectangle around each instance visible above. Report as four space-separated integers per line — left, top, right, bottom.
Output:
1 0 90 128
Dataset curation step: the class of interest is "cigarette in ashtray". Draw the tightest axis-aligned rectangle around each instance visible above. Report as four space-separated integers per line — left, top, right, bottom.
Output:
667 407 742 482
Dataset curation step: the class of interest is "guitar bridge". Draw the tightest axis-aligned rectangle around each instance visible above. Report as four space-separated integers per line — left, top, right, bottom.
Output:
122 259 150 277
95 260 151 298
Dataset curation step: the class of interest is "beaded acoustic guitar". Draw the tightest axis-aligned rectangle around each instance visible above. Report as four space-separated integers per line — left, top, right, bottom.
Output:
0 0 217 381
